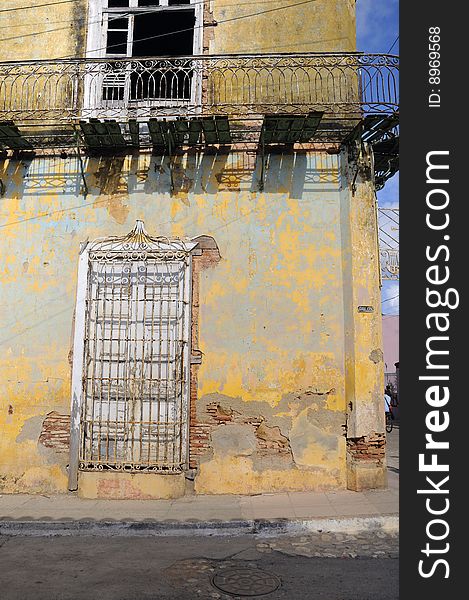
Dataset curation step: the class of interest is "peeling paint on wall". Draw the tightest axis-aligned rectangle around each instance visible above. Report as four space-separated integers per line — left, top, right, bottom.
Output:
369 349 384 364
0 147 385 496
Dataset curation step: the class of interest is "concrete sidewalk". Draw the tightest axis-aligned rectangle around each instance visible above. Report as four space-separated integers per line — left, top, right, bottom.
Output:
0 470 398 534
1 427 399 534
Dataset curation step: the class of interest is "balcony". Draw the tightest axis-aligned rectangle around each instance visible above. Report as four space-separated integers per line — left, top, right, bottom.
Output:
0 53 398 154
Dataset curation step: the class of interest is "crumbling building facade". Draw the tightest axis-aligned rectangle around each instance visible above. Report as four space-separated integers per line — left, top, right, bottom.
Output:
0 1 399 498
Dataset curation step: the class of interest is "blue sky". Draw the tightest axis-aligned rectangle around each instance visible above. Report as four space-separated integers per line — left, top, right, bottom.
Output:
356 0 399 315
356 0 399 55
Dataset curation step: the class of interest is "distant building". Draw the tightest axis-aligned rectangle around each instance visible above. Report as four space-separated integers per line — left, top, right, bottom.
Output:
383 315 399 374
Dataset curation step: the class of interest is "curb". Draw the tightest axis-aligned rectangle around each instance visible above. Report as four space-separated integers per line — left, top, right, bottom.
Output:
0 515 398 537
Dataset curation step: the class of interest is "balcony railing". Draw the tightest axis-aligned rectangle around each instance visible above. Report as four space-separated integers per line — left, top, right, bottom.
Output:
0 53 398 148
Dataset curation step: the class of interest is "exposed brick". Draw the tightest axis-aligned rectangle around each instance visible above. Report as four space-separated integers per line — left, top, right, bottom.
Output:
187 237 296 468
38 411 70 453
347 433 385 465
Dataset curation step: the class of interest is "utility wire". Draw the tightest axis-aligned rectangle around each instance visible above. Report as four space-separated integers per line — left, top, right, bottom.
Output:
0 2 217 42
53 0 318 60
0 193 169 230
386 36 399 54
0 0 317 47
0 2 196 37
382 293 399 304
1 0 273 29
76 0 318 58
0 8 160 44
361 34 399 96
0 0 77 13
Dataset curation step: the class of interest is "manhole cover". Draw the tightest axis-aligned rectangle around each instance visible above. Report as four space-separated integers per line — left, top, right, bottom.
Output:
211 567 281 597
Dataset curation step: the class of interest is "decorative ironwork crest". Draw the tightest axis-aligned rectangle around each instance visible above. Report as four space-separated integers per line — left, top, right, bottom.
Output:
88 220 195 262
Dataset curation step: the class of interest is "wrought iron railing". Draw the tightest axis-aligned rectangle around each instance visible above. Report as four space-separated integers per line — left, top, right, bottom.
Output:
0 53 398 126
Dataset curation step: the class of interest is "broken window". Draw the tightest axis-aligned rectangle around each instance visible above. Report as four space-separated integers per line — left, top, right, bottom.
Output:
88 0 202 105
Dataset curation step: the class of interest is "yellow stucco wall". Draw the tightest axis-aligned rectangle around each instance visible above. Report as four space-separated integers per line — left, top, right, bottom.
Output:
209 0 356 54
0 0 356 62
0 0 88 61
0 150 385 496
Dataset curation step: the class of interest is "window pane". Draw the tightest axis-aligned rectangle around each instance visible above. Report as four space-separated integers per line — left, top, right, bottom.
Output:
138 1 162 5
106 30 128 54
108 0 130 7
133 10 195 56
108 17 129 30
168 1 191 5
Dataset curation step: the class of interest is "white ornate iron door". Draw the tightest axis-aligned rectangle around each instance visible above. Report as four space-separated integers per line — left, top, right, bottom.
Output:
68 222 192 487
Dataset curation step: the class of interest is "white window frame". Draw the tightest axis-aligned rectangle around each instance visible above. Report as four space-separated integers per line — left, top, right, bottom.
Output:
86 1 203 59
84 1 203 118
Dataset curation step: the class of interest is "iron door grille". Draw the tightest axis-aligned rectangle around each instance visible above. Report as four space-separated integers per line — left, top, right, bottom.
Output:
78 247 191 474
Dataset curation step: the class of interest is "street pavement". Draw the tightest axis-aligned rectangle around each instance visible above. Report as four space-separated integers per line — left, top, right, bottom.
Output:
0 532 398 599
0 426 399 599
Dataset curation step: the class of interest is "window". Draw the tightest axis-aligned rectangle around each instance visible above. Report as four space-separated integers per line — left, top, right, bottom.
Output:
85 1 203 109
70 222 194 475
68 223 222 490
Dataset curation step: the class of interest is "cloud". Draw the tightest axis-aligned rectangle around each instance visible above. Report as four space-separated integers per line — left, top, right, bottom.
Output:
381 280 399 315
378 173 399 208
